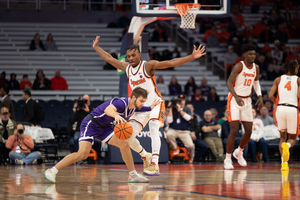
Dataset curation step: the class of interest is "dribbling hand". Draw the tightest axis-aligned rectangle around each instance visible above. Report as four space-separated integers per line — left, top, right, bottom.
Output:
114 115 126 125
192 44 206 59
92 36 100 48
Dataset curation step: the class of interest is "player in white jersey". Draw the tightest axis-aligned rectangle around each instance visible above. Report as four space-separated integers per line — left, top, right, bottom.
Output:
269 60 300 171
92 36 206 175
224 44 263 170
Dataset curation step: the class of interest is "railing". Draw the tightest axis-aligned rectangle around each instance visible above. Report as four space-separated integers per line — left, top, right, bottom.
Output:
1 0 131 11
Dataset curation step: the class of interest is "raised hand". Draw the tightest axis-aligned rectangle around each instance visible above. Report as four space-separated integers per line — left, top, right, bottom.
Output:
192 44 206 59
92 36 100 48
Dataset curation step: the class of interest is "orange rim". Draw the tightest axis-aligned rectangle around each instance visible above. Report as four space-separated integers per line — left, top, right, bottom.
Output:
174 3 201 15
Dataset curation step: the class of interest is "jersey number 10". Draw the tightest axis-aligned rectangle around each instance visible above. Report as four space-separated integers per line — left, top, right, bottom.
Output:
243 79 252 86
284 81 291 91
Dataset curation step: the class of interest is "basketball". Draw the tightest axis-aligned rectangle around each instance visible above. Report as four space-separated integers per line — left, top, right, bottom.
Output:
114 122 133 140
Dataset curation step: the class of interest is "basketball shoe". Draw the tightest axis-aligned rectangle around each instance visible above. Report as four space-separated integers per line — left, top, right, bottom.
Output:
142 153 152 173
282 142 290 162
224 158 234 170
143 162 160 176
128 173 149 183
233 148 247 167
281 162 289 171
44 169 56 183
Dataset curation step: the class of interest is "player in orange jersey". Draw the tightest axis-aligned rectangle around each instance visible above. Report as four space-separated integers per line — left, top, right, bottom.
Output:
269 60 300 171
224 44 263 170
93 36 206 175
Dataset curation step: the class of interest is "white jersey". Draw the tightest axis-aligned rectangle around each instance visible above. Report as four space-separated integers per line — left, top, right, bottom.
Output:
277 75 298 107
233 61 256 97
126 60 163 106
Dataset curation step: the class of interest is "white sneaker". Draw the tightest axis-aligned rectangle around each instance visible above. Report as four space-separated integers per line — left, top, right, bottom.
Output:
233 149 247 167
128 173 149 183
44 169 56 183
224 158 234 170
15 159 24 165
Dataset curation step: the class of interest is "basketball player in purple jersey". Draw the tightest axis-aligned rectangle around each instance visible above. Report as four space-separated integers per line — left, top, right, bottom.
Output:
44 87 161 183
93 36 206 175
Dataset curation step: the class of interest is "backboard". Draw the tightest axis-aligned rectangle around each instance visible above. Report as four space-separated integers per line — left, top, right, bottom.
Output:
133 0 230 17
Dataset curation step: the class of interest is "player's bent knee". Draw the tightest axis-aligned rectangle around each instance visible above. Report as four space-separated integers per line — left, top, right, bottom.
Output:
119 140 130 149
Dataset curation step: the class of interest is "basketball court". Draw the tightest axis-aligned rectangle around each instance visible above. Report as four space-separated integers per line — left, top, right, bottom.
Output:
1 163 300 199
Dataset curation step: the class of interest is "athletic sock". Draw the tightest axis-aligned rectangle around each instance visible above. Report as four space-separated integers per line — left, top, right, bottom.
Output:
287 143 291 148
238 146 244 152
152 155 159 164
129 170 138 176
140 149 148 157
226 153 231 159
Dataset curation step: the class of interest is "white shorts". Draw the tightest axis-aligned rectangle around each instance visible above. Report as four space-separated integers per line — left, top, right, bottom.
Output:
227 94 253 122
129 101 165 128
276 106 298 134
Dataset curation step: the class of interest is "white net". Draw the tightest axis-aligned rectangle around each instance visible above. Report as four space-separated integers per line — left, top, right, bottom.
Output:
175 4 200 29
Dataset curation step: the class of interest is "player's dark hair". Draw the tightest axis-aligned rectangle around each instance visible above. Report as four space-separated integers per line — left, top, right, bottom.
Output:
282 60 299 75
242 44 256 53
126 45 140 53
131 87 148 99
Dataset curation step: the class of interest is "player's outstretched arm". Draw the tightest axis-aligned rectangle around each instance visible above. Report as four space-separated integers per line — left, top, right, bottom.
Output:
92 36 128 71
147 44 206 70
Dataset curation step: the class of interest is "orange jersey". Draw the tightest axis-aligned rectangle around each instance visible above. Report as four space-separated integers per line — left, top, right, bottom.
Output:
126 60 163 106
233 61 256 96
277 75 298 107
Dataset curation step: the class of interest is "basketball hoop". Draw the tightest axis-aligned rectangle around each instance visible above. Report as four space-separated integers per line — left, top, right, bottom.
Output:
174 3 201 29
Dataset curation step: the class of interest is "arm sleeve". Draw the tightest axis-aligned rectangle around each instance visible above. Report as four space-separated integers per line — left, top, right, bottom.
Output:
253 80 262 96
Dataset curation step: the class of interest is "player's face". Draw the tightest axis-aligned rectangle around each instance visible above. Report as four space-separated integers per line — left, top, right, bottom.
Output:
244 50 256 64
134 96 147 110
126 49 141 67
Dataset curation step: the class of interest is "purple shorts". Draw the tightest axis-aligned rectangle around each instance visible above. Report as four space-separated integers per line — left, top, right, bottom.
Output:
79 117 114 144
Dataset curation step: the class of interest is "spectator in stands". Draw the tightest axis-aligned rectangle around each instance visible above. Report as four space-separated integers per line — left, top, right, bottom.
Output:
225 45 238 68
82 94 91 112
262 11 269 25
0 71 8 89
267 59 280 81
207 87 219 102
217 107 227 125
257 106 273 126
247 108 269 163
268 9 279 28
21 90 38 126
117 12 131 28
201 110 224 162
246 37 260 53
184 76 197 96
264 100 273 117
166 95 194 163
50 70 68 90
29 33 45 51
156 75 169 96
274 23 289 44
6 124 41 165
231 6 244 26
222 120 248 161
231 37 243 57
45 33 57 51
187 103 208 163
172 47 181 58
192 87 205 102
242 23 253 39
151 24 168 42
68 97 90 153
0 86 15 120
103 51 118 70
152 47 161 61
200 78 210 95
271 45 283 64
199 17 214 34
259 25 274 43
161 49 172 61
0 107 17 165
282 46 292 63
207 28 220 47
168 75 182 96
33 70 51 90
251 18 266 38
19 74 32 90
285 49 300 63
7 73 19 90
289 12 300 38
261 41 272 55
217 26 230 44
186 102 201 123
255 55 268 75
210 108 219 122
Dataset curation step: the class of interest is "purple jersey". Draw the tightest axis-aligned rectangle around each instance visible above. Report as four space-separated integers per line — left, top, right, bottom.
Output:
79 97 151 144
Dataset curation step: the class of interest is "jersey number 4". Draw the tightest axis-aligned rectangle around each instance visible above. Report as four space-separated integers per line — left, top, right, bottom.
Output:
243 79 252 86
284 81 291 91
